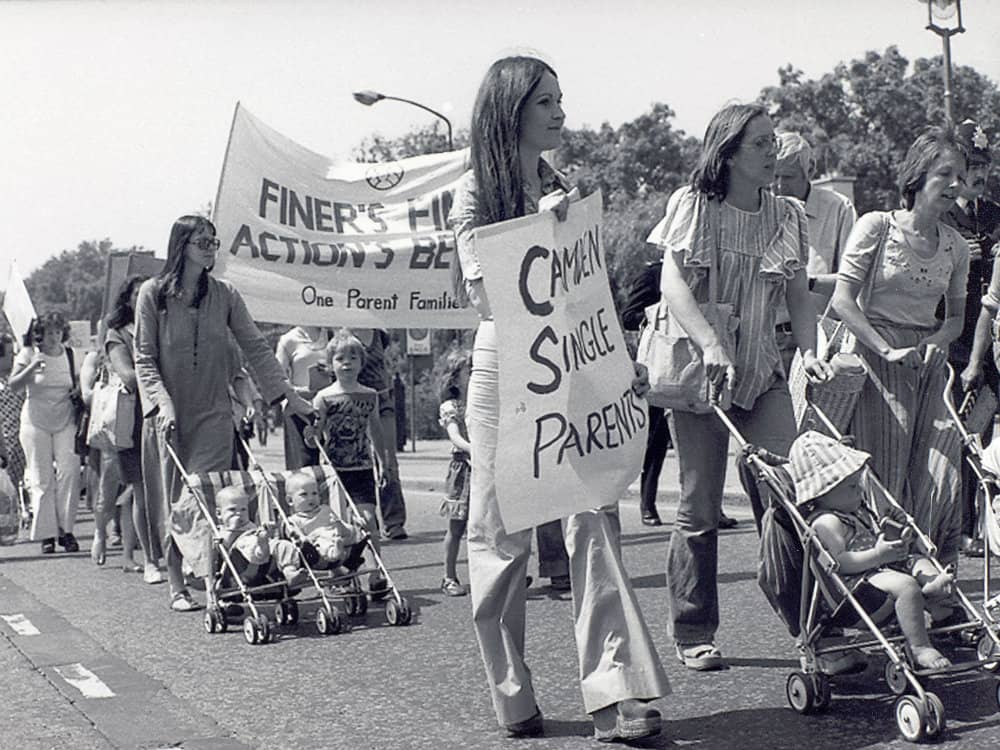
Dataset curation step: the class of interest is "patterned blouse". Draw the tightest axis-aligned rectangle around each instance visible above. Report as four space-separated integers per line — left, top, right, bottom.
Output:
0 378 25 486
838 211 969 330
647 186 809 410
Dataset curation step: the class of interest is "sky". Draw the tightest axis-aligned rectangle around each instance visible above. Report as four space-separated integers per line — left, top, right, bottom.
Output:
2 0 999 286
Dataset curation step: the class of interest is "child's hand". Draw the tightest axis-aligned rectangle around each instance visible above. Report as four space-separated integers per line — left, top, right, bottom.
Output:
874 534 908 564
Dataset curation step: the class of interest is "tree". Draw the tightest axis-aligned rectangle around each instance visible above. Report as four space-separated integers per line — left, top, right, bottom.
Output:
758 46 1000 213
25 239 146 326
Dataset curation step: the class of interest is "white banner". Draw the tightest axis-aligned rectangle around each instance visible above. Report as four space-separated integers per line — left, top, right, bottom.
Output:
475 192 647 531
2 263 35 344
213 104 480 329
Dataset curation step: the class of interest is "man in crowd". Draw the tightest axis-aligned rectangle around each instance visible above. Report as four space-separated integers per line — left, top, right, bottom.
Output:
943 119 1000 558
771 133 858 373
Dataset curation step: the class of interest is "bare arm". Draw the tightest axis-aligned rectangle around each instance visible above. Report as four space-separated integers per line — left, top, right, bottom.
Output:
106 340 137 392
445 421 472 454
812 515 907 575
787 268 831 382
8 350 43 391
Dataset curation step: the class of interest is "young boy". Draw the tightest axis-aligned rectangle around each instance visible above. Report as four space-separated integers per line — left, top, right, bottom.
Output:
285 470 364 569
311 330 395 593
788 431 956 670
215 485 309 589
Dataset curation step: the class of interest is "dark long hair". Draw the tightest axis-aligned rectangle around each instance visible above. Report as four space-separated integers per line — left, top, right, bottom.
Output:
155 215 215 310
897 126 963 210
690 103 768 200
470 56 558 225
106 274 148 331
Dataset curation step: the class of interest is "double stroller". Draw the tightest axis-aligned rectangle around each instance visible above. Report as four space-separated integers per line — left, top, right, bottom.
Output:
715 399 1000 742
166 437 411 646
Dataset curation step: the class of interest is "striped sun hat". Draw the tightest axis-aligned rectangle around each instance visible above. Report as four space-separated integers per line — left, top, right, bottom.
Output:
787 431 870 505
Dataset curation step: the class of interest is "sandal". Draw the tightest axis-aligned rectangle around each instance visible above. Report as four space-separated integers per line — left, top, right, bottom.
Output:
441 577 467 597
676 642 726 671
170 591 201 612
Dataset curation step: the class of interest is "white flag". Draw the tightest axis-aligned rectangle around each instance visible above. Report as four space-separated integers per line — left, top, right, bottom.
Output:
2 263 36 343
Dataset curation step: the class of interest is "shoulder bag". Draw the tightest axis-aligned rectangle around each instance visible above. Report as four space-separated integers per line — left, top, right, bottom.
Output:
637 200 738 413
87 358 135 452
789 213 891 434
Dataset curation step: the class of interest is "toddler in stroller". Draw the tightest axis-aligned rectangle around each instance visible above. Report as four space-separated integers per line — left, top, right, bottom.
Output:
789 431 957 670
216 485 310 590
285 471 366 572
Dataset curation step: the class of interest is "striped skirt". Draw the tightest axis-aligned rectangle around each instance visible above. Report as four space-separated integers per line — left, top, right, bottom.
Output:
848 323 962 564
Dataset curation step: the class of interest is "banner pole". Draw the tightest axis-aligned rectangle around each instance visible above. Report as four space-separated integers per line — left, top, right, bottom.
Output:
409 355 417 453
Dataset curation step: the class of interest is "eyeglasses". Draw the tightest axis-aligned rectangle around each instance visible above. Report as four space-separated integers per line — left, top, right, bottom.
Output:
742 134 779 153
189 237 221 251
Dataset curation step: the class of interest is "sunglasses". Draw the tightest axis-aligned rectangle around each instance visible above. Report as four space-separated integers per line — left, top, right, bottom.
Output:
189 237 221 251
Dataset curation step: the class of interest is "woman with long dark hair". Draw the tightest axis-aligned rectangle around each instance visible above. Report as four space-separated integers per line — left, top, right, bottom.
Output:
831 127 969 566
449 56 669 743
134 215 313 611
104 274 158 577
648 103 830 670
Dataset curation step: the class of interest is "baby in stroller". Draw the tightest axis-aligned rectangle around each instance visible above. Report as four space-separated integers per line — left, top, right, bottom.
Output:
789 431 957 670
216 485 310 589
285 471 365 571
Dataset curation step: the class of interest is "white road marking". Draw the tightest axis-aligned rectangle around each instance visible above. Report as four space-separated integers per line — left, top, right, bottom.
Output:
1 613 40 636
53 663 115 698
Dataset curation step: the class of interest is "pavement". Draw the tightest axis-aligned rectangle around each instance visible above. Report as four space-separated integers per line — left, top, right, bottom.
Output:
1 430 999 750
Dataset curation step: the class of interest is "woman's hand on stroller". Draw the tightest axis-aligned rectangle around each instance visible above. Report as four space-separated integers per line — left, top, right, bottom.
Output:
961 361 984 391
882 346 923 369
800 350 834 384
703 343 737 393
155 402 177 436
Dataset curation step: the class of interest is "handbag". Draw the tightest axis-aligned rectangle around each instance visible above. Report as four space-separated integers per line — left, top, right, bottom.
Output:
789 213 890 433
64 347 91 456
638 200 738 413
87 362 135 451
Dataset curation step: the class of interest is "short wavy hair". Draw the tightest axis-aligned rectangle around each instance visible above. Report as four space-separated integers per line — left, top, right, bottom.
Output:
24 311 70 347
776 132 814 179
897 127 965 210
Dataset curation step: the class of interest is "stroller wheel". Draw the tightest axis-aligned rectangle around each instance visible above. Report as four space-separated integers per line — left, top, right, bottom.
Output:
810 673 832 712
894 695 927 742
243 615 260 644
316 605 343 635
285 599 299 625
978 634 1000 672
923 692 946 738
257 615 274 643
884 661 910 696
204 607 224 635
785 672 816 714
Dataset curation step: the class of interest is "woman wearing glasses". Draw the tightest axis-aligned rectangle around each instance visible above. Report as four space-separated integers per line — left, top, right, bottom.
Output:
134 215 314 611
648 103 830 670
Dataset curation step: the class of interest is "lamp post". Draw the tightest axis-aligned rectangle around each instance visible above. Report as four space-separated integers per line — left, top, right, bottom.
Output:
353 90 454 151
917 0 965 127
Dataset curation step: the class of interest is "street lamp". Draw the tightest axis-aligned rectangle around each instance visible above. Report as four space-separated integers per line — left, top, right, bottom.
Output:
917 0 965 126
352 90 454 151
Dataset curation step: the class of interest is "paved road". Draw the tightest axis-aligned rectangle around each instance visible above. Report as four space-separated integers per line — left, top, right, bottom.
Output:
1 432 999 749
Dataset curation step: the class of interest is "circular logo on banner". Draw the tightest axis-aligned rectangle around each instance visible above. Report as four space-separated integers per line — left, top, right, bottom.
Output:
406 328 431 355
365 165 405 191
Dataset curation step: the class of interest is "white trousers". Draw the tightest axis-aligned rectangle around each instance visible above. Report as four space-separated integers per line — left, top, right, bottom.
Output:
466 322 670 726
21 420 80 541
